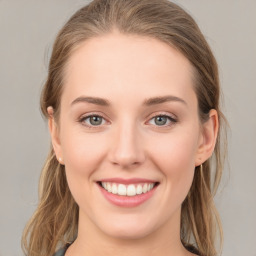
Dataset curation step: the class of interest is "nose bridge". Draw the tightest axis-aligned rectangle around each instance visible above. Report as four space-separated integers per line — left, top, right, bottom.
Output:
109 117 145 168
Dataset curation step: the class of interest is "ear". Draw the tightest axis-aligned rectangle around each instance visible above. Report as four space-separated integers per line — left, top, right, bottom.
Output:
195 109 219 166
47 106 64 164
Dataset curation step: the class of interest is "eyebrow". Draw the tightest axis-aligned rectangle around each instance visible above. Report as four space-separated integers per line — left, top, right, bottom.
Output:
71 95 187 107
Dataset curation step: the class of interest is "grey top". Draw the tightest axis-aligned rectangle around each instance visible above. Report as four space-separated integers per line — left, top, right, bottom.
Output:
53 244 70 256
53 243 200 256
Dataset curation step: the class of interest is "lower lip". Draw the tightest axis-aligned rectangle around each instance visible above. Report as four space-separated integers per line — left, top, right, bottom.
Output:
97 183 158 207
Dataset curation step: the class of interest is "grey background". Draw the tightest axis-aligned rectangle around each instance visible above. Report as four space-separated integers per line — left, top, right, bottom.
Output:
0 0 255 255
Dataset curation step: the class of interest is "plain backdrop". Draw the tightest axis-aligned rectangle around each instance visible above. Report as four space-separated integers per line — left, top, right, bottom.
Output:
0 0 255 255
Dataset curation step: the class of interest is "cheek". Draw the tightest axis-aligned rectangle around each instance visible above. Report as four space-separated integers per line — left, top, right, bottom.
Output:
150 130 199 200
61 128 107 177
59 125 109 205
152 128 199 167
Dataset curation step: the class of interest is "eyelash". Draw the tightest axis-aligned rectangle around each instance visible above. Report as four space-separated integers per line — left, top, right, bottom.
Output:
78 112 178 129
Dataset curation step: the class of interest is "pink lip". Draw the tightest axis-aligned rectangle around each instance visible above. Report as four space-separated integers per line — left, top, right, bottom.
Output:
99 177 158 185
97 182 159 207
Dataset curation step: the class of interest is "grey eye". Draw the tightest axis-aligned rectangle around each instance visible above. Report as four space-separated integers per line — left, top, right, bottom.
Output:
82 115 106 126
154 116 168 126
90 116 102 125
148 115 176 127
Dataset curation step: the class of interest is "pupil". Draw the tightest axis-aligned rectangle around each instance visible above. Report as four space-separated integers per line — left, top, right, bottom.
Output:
156 116 167 125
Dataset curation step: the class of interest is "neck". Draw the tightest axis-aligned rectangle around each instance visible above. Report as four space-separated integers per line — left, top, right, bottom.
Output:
66 208 191 256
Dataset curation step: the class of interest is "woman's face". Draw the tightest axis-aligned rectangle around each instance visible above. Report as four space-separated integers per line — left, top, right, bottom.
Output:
49 31 216 240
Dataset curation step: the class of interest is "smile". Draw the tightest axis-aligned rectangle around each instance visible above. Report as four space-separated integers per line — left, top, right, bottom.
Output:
99 182 158 196
96 179 160 207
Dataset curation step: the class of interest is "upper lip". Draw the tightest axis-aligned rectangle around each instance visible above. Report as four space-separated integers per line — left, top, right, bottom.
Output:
98 178 159 185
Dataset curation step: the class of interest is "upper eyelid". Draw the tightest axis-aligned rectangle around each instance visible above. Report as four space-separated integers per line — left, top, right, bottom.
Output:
79 111 176 120
147 112 177 120
79 112 109 122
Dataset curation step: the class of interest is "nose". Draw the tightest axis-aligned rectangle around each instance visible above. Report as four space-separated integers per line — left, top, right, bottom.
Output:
108 121 146 169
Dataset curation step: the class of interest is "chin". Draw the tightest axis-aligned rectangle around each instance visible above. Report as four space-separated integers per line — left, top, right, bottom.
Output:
103 227 153 240
97 216 156 240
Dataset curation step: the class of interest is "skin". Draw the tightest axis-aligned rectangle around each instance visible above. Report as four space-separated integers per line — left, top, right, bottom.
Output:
48 31 218 256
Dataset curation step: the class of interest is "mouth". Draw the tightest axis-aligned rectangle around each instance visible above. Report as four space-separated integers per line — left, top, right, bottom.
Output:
96 181 160 197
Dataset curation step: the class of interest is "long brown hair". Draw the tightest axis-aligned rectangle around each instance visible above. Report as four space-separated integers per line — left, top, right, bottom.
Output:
22 0 227 255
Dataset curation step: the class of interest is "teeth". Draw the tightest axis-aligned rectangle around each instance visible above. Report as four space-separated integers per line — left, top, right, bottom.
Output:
142 184 148 193
107 183 112 192
112 183 118 194
127 185 136 196
118 184 126 196
136 184 143 194
102 182 107 190
100 182 156 196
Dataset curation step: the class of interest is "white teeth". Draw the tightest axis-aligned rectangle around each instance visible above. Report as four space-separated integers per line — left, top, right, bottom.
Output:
136 184 143 194
107 183 112 192
127 185 136 196
100 182 157 196
112 183 118 194
118 184 127 196
142 184 148 193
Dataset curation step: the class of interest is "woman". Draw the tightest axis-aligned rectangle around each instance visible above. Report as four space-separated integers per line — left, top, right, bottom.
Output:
22 0 227 255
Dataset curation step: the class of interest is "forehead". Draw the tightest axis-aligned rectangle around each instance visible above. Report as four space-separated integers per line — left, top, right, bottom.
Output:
62 32 196 108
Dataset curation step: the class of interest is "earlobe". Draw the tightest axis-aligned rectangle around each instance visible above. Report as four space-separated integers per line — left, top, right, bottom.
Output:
195 109 219 166
47 107 63 162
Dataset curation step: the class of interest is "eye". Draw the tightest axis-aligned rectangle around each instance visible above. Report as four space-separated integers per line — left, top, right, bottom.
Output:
148 114 177 127
78 113 177 128
79 114 107 127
